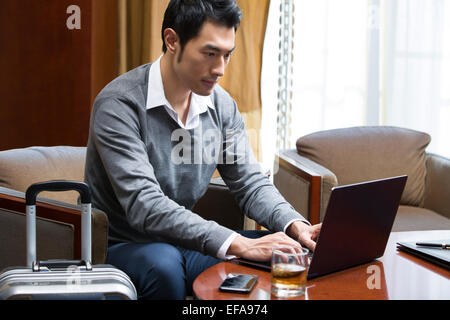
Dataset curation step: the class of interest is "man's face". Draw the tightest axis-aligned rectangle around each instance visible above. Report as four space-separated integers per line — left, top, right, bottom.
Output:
173 21 236 96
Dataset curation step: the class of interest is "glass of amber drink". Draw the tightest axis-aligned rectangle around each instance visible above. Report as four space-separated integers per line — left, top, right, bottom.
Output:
271 246 309 298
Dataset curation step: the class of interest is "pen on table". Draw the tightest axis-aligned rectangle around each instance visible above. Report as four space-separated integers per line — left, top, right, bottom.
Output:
416 242 450 249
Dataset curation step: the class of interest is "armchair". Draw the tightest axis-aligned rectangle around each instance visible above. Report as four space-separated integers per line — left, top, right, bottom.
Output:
0 146 249 271
0 146 108 271
274 126 450 231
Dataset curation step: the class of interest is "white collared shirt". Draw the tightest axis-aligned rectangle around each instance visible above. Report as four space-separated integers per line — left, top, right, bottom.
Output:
146 56 215 130
145 56 237 259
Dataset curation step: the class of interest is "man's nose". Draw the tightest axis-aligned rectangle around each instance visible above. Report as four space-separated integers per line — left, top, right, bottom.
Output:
211 57 226 77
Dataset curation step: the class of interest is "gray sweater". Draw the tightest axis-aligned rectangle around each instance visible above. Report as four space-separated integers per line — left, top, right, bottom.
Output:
84 63 306 258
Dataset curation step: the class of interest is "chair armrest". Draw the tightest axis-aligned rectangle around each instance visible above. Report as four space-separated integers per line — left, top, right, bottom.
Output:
0 186 108 264
424 153 450 219
274 149 338 224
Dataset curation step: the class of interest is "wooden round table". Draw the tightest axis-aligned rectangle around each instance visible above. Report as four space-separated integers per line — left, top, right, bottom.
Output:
193 230 450 300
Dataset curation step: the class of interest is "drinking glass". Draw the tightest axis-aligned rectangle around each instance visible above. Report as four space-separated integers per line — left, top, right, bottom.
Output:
271 246 309 298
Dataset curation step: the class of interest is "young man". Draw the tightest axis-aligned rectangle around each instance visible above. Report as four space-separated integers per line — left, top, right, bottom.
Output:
85 0 321 299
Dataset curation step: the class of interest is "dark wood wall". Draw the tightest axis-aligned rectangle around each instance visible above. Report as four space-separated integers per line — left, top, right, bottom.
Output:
0 0 118 150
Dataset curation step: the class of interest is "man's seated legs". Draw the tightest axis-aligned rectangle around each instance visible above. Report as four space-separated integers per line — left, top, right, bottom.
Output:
106 242 189 299
106 230 271 300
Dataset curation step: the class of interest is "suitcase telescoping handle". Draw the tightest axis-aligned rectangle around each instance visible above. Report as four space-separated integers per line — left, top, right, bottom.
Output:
25 180 92 269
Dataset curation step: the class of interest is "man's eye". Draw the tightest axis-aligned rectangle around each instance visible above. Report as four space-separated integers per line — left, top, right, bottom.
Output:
204 52 215 57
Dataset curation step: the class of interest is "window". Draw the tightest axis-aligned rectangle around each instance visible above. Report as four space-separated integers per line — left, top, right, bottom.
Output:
382 0 450 158
261 0 450 171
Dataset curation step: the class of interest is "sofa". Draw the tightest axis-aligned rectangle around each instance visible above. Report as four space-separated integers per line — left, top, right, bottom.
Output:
274 126 450 231
0 146 249 271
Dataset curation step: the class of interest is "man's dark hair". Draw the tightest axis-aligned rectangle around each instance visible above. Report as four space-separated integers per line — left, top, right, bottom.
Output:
161 0 242 54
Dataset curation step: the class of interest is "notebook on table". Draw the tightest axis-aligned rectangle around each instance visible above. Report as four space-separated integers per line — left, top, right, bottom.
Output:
397 240 450 270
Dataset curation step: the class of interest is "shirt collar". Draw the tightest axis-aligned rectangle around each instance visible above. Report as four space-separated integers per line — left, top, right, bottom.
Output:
145 56 215 114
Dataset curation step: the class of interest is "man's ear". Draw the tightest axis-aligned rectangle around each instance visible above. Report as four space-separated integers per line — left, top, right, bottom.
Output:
163 28 179 54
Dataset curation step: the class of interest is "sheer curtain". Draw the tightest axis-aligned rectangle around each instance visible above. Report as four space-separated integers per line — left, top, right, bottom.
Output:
261 0 369 171
260 0 281 172
382 0 450 158
261 0 450 172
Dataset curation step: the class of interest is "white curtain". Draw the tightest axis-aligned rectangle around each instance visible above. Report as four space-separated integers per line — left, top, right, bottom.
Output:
382 0 450 158
261 0 450 171
260 0 282 173
261 0 369 171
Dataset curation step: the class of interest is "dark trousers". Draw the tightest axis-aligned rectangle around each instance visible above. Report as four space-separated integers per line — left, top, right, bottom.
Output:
106 230 270 300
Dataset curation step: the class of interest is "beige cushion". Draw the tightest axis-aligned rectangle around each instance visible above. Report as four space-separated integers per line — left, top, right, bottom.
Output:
0 146 86 204
296 126 431 206
392 205 450 231
424 153 450 219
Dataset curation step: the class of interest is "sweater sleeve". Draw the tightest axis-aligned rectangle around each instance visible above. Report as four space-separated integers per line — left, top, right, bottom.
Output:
91 97 234 257
217 100 309 232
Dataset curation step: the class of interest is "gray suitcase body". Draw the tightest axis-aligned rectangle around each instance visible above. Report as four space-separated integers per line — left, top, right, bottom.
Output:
0 181 137 300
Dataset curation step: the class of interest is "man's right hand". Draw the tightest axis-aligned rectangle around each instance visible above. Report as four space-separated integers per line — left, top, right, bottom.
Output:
226 232 303 262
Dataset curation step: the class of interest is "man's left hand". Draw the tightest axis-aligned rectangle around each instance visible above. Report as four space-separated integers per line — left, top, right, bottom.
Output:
286 221 322 251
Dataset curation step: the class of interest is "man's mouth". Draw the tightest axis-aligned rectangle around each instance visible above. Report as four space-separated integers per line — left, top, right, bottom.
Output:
201 79 217 88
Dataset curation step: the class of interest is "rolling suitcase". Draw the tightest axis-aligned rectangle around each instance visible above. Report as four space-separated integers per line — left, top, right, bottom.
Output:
0 181 137 300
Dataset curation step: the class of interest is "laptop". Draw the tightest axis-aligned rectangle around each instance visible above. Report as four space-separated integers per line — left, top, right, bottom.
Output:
234 175 408 279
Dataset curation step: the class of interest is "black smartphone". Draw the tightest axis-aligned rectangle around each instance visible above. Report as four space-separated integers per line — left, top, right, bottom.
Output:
218 273 258 294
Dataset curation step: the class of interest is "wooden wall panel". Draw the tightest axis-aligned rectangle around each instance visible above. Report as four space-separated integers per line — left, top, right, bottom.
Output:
91 0 119 108
0 0 118 150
